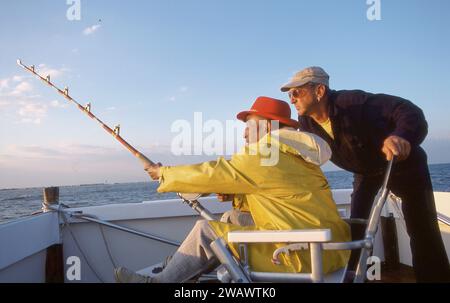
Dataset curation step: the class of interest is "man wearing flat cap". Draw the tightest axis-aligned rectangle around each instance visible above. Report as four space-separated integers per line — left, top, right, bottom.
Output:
281 66 450 282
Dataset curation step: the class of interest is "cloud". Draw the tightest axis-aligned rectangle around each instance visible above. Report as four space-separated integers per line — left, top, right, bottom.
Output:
36 64 69 79
0 65 70 124
62 144 118 156
0 141 220 188
1 77 28 95
83 24 101 35
0 100 10 111
1 65 67 98
106 106 116 111
0 78 10 90
0 80 46 123
1 142 177 162
1 143 118 160
50 99 68 108
3 145 64 159
9 81 33 97
167 86 189 101
17 102 48 124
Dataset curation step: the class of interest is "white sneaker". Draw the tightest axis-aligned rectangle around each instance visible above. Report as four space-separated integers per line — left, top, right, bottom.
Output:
114 267 153 283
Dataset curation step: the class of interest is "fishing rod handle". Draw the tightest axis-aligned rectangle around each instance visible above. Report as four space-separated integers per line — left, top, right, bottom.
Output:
137 153 155 166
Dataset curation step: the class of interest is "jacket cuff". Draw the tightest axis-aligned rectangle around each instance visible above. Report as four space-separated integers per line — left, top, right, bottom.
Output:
390 131 416 146
157 166 169 192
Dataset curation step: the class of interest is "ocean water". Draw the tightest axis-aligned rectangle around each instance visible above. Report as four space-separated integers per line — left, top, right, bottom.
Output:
1 163 449 225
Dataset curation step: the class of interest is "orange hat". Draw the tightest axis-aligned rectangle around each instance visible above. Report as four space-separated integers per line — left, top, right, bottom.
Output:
237 96 300 129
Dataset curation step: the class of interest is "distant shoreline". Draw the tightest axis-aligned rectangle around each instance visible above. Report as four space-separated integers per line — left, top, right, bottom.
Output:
1 162 449 191
0 179 160 191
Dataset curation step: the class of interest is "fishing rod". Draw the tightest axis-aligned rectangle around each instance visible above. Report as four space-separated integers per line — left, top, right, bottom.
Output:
17 59 214 220
16 59 154 168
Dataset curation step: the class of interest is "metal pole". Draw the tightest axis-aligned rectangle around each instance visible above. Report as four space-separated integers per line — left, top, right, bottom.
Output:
48 205 181 247
354 158 395 283
310 243 324 283
210 238 250 283
178 194 216 221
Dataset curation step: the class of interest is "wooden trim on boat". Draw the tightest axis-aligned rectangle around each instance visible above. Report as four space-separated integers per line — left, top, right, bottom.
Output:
43 187 64 283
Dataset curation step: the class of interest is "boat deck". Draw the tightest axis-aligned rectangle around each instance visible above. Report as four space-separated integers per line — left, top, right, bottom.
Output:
371 263 416 283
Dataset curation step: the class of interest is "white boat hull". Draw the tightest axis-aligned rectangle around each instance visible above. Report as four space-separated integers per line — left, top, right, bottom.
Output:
1 190 449 283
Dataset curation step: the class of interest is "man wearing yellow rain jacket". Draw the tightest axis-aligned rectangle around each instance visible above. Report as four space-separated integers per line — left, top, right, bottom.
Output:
114 96 350 283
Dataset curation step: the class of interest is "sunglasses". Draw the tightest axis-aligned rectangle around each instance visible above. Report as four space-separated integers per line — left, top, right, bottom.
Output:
288 83 315 99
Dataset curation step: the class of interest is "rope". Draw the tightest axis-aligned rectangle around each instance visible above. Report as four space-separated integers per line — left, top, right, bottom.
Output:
98 223 119 268
61 212 106 282
67 211 120 269
56 204 140 281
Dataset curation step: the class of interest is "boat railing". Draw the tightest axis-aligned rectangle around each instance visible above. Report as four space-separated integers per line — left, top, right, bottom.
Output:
47 204 181 247
438 213 450 227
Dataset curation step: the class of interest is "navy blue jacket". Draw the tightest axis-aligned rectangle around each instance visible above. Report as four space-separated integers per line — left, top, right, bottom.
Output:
298 90 428 175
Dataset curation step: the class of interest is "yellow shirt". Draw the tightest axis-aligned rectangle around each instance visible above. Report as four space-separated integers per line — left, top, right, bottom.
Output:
318 118 334 140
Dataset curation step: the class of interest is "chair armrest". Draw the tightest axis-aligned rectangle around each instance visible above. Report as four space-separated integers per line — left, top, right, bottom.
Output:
343 218 368 225
227 229 331 243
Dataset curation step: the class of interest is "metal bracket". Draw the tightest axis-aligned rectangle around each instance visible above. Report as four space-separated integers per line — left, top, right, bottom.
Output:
272 243 309 265
113 124 120 136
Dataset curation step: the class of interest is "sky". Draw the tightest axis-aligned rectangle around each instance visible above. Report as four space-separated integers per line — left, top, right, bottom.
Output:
0 0 449 189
